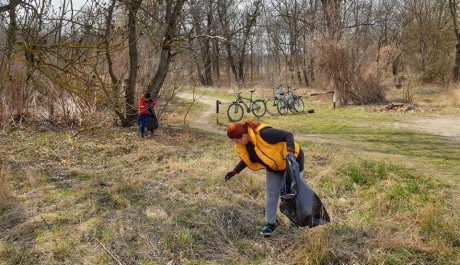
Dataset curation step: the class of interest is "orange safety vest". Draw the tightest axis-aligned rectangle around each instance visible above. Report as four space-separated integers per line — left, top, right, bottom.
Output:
234 124 300 171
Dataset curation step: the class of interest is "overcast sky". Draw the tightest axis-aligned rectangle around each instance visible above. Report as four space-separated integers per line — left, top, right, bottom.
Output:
53 0 88 10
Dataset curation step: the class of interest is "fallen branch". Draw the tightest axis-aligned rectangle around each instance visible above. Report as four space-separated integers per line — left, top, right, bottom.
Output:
96 238 124 265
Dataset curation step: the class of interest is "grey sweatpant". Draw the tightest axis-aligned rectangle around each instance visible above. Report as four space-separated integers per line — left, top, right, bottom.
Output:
265 170 304 224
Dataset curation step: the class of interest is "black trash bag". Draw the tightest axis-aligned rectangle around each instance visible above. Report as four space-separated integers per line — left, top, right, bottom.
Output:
146 109 158 133
279 154 330 227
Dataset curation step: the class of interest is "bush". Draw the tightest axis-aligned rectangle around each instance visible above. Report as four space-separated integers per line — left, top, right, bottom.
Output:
317 40 396 105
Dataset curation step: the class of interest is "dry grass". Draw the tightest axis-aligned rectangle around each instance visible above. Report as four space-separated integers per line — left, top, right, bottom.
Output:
0 167 15 214
443 86 460 108
0 91 459 264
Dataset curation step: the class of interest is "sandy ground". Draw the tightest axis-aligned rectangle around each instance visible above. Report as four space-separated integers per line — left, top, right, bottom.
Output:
395 116 460 139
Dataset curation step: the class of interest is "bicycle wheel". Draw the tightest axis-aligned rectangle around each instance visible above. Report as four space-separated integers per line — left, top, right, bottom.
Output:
277 99 289 115
227 103 244 122
293 97 305 113
251 99 267 117
284 97 296 113
265 97 279 116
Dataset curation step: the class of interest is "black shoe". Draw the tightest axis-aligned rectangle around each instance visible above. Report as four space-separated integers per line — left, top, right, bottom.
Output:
260 223 276 237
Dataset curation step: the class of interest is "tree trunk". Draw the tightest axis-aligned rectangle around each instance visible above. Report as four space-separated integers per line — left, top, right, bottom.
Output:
213 39 220 81
147 0 186 98
104 0 125 125
195 60 206 85
0 0 20 66
225 42 239 82
203 5 213 86
191 0 213 86
124 0 142 127
449 0 460 81
454 35 460 81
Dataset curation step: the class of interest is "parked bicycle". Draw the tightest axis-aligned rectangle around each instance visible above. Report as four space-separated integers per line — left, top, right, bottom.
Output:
227 89 267 122
276 86 305 115
265 84 285 116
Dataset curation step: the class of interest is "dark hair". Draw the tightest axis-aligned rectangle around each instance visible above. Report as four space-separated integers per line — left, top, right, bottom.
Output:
226 119 261 139
144 92 151 99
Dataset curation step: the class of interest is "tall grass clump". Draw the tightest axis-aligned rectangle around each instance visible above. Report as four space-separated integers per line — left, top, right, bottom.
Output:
0 167 15 211
335 159 459 264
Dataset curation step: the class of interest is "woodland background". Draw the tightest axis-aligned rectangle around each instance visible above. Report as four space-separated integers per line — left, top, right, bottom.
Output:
1 1 460 264
1 0 460 128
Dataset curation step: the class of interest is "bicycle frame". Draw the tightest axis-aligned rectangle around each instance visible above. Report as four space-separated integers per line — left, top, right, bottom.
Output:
227 90 266 121
283 87 302 103
274 85 305 114
233 91 257 112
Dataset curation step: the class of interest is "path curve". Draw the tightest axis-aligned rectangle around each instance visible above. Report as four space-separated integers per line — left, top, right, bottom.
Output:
176 92 331 143
177 92 229 135
179 92 460 140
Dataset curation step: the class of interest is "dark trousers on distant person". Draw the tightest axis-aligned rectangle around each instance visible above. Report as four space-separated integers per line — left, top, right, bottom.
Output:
138 114 149 138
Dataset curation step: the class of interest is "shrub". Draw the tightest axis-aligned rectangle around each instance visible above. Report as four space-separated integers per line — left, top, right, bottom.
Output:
317 40 397 105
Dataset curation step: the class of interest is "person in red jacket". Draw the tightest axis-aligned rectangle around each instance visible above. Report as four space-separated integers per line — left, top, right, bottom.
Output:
138 92 157 138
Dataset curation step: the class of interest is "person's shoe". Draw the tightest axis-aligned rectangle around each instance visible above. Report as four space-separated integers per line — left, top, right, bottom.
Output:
260 223 276 237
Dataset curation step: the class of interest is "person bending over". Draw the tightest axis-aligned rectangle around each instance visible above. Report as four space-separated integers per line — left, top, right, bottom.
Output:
225 119 304 237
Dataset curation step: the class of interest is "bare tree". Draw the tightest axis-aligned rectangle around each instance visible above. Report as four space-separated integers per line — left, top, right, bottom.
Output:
269 0 309 86
2 0 459 128
146 0 187 98
217 0 262 85
125 0 143 125
320 0 343 39
0 0 26 63
188 0 215 86
403 0 454 82
449 0 460 81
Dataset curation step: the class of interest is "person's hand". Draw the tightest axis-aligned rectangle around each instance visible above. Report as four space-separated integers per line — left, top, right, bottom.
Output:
225 170 236 182
287 150 297 159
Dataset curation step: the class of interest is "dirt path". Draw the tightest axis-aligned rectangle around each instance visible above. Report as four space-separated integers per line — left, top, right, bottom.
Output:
178 92 334 144
395 116 460 139
178 92 460 140
178 92 229 135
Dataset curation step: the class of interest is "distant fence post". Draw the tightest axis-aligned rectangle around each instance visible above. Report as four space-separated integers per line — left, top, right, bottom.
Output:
332 91 336 109
310 91 336 109
216 100 221 124
325 91 335 109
